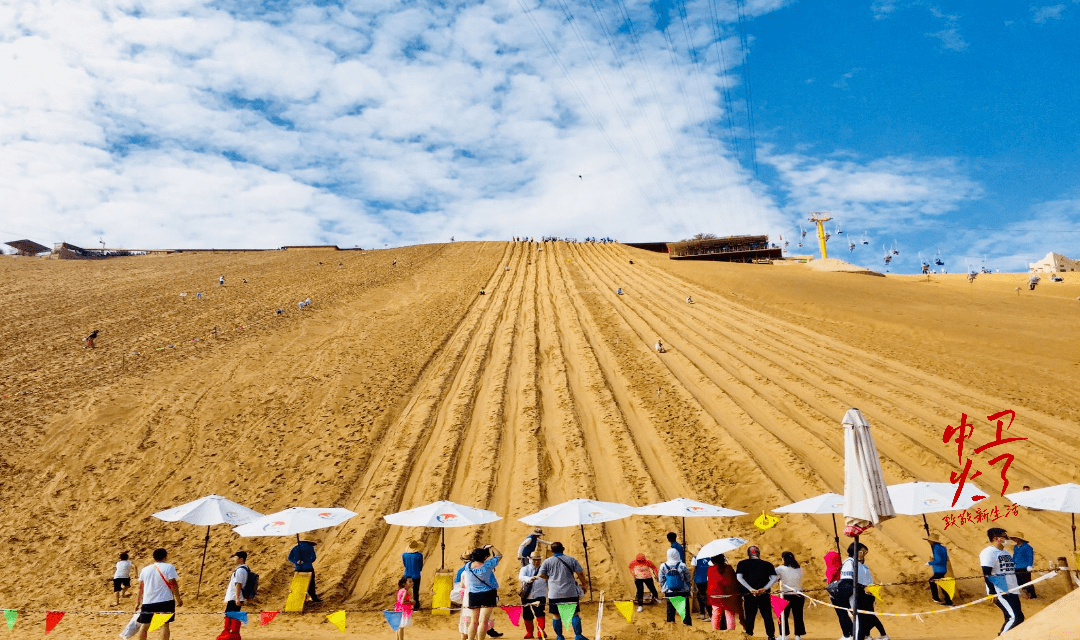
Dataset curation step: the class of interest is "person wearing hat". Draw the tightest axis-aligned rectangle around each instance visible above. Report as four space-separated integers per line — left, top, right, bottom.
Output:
517 528 551 567
627 552 659 610
923 534 953 606
287 540 320 603
402 539 425 609
1010 532 1036 599
518 552 547 638
217 551 249 640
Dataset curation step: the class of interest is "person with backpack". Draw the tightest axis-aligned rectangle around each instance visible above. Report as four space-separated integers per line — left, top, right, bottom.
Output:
658 548 691 626
735 546 777 639
537 542 589 640
216 551 251 640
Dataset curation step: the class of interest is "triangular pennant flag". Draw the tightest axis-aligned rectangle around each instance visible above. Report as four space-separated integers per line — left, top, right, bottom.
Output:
754 512 779 530
500 606 522 626
44 611 63 634
669 596 686 618
382 610 401 632
3 610 16 631
987 575 1009 593
148 613 171 632
770 594 789 619
937 576 955 600
259 611 279 626
865 584 884 603
327 610 347 632
557 603 578 622
225 611 248 625
614 601 634 623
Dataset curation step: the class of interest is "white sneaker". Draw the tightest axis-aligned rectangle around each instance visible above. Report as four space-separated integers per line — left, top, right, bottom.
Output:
878 636 890 640
636 606 643 613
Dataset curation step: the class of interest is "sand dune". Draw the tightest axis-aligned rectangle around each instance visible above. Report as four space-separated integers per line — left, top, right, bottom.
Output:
0 242 1077 639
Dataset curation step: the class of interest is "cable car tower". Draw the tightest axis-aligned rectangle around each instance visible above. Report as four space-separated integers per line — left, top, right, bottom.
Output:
808 212 832 259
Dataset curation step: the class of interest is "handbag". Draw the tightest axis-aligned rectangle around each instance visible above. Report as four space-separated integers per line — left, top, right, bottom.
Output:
119 613 140 639
518 579 533 601
826 579 853 600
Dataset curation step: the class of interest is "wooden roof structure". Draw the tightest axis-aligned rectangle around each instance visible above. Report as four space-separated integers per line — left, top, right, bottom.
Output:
5 239 50 256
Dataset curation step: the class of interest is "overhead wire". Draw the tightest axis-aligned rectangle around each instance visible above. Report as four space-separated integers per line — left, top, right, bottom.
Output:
734 0 759 178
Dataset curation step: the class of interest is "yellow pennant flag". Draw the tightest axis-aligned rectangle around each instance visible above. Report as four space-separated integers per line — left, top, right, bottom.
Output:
148 614 171 632
865 584 884 603
937 576 956 601
326 610 347 632
613 601 634 623
754 512 779 530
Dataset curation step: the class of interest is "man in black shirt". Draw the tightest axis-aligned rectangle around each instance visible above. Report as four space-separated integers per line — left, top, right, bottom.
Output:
736 546 778 639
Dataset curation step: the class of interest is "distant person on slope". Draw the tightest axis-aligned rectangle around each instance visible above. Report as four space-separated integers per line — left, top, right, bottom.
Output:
517 529 551 567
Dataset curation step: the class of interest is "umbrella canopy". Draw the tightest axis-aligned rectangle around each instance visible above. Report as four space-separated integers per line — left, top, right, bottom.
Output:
383 501 501 569
383 500 501 528
888 481 990 537
153 494 264 526
772 493 845 515
1005 483 1080 553
773 492 845 554
152 495 263 598
519 499 635 601
697 537 748 558
233 507 358 537
520 498 635 527
634 498 746 518
842 408 895 534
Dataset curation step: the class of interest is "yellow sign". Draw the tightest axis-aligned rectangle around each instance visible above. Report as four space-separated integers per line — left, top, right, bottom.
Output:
754 512 779 530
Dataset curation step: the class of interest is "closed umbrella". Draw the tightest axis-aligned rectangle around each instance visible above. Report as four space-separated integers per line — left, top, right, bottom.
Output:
773 492 845 555
520 499 636 601
383 500 502 569
842 408 895 640
887 481 990 536
152 495 263 597
1005 483 1080 554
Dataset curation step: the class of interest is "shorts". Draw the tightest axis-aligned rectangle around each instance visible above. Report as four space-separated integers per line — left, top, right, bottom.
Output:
138 600 176 625
113 578 131 592
467 590 498 608
548 597 579 616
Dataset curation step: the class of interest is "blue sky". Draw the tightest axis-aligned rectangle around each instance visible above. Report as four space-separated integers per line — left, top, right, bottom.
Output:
1 0 1076 272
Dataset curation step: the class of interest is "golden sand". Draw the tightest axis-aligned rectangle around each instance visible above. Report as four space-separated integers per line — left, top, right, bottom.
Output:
0 242 1077 639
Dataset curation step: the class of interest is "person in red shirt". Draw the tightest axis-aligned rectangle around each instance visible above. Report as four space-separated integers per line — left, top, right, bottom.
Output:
628 553 659 610
706 554 743 631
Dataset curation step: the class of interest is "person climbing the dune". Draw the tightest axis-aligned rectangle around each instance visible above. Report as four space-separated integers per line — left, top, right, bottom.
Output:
654 339 665 354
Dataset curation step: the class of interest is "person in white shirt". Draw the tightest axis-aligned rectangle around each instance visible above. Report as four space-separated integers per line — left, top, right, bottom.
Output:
113 552 134 607
136 548 182 640
981 527 1024 635
518 553 548 639
217 551 249 640
775 551 805 640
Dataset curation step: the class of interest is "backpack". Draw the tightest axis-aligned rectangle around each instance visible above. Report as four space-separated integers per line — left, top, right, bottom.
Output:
663 563 686 592
239 565 259 599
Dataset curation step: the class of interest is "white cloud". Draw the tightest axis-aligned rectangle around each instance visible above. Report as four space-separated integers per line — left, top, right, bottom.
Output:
1031 4 1068 23
925 27 968 51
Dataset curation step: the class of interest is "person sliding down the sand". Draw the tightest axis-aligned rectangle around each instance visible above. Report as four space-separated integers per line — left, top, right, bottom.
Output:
655 340 665 353
685 296 693 304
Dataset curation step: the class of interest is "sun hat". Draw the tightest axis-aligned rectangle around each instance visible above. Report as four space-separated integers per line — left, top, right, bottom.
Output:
406 539 423 552
529 552 543 560
533 528 544 535
922 533 943 544
1009 531 1028 541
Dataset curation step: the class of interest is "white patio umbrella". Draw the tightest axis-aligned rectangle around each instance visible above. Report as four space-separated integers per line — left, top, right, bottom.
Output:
1006 483 1080 554
233 507 358 541
697 537 748 559
520 498 636 601
888 481 991 536
152 495 263 597
383 500 502 569
773 492 846 555
842 408 895 640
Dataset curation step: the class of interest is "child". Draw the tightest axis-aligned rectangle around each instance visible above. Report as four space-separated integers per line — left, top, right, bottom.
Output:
113 552 133 606
395 577 413 640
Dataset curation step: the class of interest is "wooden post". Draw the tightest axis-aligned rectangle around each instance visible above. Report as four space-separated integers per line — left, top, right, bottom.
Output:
1057 557 1077 593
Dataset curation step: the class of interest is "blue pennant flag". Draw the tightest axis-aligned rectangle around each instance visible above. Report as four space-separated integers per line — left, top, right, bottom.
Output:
383 610 402 631
225 611 248 625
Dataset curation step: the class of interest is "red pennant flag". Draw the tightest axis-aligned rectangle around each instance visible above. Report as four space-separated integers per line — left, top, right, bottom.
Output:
45 611 64 634
500 605 522 626
770 595 789 620
259 611 279 626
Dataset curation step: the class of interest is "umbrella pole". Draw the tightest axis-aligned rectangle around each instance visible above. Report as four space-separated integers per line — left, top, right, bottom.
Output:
1073 514 1077 555
831 515 841 555
922 514 931 537
196 525 210 599
683 516 693 614
441 528 446 571
851 534 861 640
580 524 594 602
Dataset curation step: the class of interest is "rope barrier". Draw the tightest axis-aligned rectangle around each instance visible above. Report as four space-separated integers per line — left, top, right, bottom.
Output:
793 570 1060 618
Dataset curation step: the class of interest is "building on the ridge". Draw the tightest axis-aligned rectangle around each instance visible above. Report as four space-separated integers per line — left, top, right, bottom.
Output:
4 239 51 256
1029 252 1080 273
666 235 782 263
